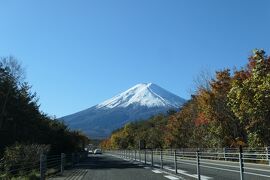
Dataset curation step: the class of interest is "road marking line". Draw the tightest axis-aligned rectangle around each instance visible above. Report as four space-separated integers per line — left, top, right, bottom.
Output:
152 169 163 173
191 174 212 180
244 171 270 178
144 166 151 169
177 169 187 173
164 175 180 180
163 167 212 180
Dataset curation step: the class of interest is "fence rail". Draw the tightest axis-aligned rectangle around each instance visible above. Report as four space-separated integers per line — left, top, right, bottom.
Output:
0 152 88 180
106 147 270 180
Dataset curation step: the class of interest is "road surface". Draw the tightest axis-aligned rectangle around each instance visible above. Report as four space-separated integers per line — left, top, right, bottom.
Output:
110 151 270 180
50 154 184 180
50 153 270 180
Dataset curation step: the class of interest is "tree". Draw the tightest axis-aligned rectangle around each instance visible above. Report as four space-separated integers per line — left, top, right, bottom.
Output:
0 57 90 155
228 49 270 146
196 69 244 147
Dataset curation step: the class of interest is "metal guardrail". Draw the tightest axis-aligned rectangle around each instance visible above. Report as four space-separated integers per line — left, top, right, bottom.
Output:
106 147 270 180
0 152 88 180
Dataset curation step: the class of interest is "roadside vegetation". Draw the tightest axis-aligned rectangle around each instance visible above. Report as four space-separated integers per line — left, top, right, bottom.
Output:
0 57 90 178
101 49 270 149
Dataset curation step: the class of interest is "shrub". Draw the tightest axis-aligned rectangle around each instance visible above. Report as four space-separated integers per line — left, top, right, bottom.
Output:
3 143 50 176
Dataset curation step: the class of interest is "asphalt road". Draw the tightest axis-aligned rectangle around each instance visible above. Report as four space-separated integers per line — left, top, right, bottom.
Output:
50 153 270 180
74 154 184 180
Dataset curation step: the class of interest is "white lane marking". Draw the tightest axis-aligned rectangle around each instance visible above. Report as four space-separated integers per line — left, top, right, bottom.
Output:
163 166 212 180
164 175 180 180
152 169 163 174
201 175 212 180
144 166 151 169
191 174 212 180
177 169 187 173
244 171 270 178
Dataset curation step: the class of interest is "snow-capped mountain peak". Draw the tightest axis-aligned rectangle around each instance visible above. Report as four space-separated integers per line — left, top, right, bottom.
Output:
62 83 186 138
96 83 185 109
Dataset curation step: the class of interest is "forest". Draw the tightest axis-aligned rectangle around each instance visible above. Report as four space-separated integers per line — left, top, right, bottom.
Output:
0 57 89 157
101 49 270 149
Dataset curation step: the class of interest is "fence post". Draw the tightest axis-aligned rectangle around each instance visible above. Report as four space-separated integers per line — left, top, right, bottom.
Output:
224 147 227 161
196 150 201 180
144 149 147 164
266 146 270 165
174 150 178 174
160 149 163 169
61 153 65 175
239 146 244 180
151 149 154 167
72 153 75 167
40 153 46 180
127 150 129 159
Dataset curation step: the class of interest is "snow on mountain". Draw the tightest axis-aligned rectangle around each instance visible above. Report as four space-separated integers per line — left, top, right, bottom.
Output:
61 83 186 138
96 83 184 109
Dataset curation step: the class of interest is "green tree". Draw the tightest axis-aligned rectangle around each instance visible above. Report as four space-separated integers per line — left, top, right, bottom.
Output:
228 49 270 146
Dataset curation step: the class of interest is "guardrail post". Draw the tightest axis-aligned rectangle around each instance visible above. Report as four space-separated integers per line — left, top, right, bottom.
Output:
151 149 154 167
239 146 244 180
224 147 227 161
40 153 46 180
127 150 129 159
160 149 163 169
144 149 147 164
61 153 65 175
266 146 270 165
174 150 178 174
196 150 201 180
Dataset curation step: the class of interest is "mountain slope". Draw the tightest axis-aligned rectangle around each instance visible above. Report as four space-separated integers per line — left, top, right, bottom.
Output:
61 83 186 138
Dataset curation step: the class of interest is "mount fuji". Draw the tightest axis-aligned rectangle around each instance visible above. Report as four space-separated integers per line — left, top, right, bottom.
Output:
61 83 186 138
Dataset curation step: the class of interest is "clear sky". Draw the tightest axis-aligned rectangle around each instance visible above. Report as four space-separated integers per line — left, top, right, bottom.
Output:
0 0 269 117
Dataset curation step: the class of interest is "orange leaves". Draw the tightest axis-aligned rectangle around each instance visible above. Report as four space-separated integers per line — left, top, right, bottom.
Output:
195 113 209 127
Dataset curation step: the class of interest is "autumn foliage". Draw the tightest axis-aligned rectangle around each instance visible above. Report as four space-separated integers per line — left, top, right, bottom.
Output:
101 49 270 149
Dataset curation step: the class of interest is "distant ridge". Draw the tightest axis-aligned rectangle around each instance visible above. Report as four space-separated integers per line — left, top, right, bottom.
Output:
61 83 186 138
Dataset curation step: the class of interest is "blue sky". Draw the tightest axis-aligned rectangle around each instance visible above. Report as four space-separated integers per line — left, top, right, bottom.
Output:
0 0 269 117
